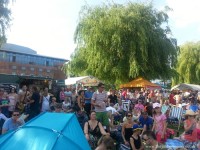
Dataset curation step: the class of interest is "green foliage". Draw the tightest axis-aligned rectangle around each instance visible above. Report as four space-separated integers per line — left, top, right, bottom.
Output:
70 2 178 85
0 0 12 45
172 41 200 85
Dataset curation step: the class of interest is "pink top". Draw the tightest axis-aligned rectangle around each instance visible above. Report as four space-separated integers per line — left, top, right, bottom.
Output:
154 114 166 135
60 91 65 100
135 104 144 111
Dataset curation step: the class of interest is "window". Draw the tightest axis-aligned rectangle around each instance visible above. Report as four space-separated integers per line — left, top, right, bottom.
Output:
12 72 16 75
39 68 43 72
47 69 51 73
46 61 49 66
12 66 17 69
12 56 16 62
30 67 35 71
21 67 26 70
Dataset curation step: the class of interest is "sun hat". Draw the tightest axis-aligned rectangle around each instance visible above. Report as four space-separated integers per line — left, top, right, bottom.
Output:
181 103 187 107
185 110 198 116
132 124 143 131
153 102 161 109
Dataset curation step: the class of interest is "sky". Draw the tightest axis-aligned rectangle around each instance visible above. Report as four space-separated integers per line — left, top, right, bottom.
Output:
6 0 200 60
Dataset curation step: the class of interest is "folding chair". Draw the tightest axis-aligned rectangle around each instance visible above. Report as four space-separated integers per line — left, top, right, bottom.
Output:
122 100 130 112
167 106 183 131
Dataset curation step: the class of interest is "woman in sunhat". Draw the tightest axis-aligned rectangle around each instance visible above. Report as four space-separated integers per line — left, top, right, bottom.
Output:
180 110 198 149
130 124 144 150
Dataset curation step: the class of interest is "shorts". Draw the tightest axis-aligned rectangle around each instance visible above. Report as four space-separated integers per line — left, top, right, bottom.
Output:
96 111 109 126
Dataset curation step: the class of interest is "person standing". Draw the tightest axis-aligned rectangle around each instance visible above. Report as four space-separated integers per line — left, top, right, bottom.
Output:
152 103 167 144
91 83 109 132
8 87 18 117
59 87 65 103
17 85 30 114
84 87 94 116
26 86 40 121
77 90 85 111
108 89 118 105
41 87 51 112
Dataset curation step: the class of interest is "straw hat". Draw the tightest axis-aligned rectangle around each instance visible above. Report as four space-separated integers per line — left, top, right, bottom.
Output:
185 110 198 116
132 124 143 131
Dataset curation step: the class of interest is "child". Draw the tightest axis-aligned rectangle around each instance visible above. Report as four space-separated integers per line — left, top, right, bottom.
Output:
152 102 167 144
62 97 71 112
130 124 144 150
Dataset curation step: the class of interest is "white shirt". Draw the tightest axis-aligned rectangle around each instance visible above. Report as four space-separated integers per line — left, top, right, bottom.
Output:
106 106 117 114
41 95 50 112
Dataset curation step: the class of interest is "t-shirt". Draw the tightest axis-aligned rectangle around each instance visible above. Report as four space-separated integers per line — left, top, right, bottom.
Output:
106 106 117 114
8 95 17 111
139 116 153 130
84 91 93 104
135 104 144 111
59 91 65 101
3 118 25 131
92 91 107 112
108 94 118 104
41 95 50 112
64 91 72 97
189 105 199 112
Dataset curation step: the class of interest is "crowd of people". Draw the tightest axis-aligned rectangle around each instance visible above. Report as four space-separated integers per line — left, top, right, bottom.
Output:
0 83 200 150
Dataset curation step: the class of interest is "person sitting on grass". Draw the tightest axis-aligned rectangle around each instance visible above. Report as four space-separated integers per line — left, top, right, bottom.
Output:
178 110 198 149
139 112 153 135
84 111 110 149
95 135 115 150
142 131 158 150
130 124 144 150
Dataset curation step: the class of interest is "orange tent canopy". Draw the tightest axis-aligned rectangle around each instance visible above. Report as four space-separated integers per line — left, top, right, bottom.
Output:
120 77 161 89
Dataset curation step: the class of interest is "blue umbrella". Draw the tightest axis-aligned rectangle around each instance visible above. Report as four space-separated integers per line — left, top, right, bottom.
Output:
0 112 91 150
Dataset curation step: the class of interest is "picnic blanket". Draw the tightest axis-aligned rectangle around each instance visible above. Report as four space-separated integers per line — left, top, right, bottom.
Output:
165 139 184 149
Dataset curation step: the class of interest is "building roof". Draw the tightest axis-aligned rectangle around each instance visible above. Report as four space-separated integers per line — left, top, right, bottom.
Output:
0 43 68 61
1 43 37 55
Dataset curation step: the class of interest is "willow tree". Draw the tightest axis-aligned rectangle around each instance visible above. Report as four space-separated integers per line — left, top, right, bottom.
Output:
71 2 177 85
172 42 200 85
0 0 12 45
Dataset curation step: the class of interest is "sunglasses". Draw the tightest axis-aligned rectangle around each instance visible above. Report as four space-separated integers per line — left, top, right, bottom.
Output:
143 138 150 141
13 114 20 116
127 115 132 117
101 87 105 88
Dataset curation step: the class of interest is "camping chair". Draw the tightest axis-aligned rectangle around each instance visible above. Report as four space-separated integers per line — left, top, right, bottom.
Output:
122 100 130 112
167 106 183 131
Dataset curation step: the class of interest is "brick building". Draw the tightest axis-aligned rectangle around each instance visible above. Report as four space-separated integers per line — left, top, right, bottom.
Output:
0 43 68 91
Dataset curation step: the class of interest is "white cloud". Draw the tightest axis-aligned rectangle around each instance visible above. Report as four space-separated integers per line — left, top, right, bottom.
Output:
7 0 82 60
166 0 200 28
